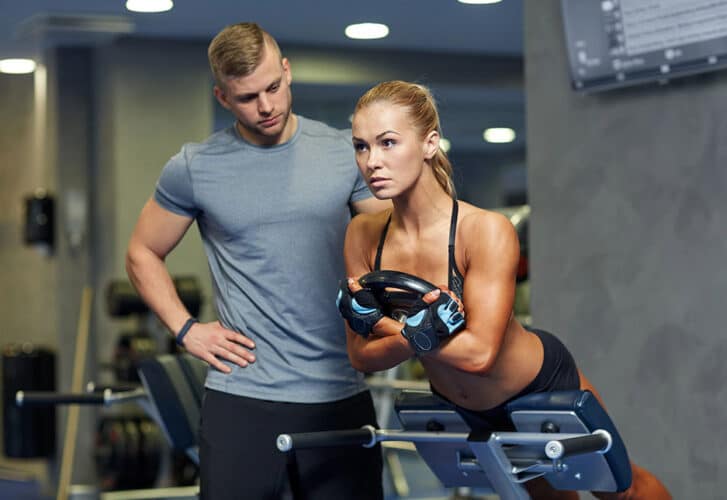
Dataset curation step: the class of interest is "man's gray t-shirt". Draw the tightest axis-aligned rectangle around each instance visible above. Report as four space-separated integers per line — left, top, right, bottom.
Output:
154 115 371 403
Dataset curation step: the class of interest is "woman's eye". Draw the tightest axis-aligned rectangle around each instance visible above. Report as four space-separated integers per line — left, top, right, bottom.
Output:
353 143 368 152
382 139 395 147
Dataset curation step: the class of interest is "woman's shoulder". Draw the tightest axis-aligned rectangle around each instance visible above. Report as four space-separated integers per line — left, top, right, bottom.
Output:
456 201 520 269
348 208 392 238
457 201 516 238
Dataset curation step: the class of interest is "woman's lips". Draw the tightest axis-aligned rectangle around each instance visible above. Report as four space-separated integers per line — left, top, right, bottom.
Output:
369 177 389 187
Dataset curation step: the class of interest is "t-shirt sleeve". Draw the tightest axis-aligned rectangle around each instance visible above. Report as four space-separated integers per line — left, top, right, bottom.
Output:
154 147 200 218
339 126 373 204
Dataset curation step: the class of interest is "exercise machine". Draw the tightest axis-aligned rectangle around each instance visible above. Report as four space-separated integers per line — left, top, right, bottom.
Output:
277 387 630 499
277 271 632 499
16 353 205 497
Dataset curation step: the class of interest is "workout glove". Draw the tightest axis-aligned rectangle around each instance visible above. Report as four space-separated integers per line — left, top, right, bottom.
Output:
336 280 384 338
402 292 465 353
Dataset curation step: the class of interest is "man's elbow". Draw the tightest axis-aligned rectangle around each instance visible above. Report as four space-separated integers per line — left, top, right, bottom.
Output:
125 241 151 278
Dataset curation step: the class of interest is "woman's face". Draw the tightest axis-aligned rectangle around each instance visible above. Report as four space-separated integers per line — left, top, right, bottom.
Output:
352 102 436 199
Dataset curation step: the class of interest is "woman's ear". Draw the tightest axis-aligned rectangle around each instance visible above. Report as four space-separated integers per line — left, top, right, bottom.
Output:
423 130 440 160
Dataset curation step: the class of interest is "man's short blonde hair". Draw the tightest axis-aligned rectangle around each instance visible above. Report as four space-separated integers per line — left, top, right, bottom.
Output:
208 22 282 86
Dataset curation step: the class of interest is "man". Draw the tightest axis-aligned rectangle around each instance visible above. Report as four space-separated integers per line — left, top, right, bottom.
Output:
126 22 387 499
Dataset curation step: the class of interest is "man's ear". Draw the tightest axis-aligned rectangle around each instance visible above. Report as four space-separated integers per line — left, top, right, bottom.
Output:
282 57 292 85
213 85 231 111
423 130 440 160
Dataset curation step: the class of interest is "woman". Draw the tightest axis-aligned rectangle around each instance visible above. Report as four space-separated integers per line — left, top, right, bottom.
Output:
337 80 671 499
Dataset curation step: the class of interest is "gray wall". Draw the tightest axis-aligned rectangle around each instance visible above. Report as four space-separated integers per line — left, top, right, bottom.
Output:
525 2 727 497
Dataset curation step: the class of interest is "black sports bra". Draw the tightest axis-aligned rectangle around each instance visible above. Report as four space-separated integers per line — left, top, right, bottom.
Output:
374 198 465 300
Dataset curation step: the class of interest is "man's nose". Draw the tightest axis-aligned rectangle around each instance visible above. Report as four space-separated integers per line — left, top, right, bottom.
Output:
258 94 273 114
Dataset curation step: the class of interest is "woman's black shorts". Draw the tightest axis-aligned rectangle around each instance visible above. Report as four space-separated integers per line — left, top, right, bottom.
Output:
440 328 581 431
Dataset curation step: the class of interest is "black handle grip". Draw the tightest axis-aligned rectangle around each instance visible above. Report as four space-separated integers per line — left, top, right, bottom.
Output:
359 271 436 295
545 430 611 460
277 425 376 452
16 391 106 407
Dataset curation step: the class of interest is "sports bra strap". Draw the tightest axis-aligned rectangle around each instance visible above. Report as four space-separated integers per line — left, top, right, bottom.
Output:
374 198 461 298
448 198 459 288
374 215 392 271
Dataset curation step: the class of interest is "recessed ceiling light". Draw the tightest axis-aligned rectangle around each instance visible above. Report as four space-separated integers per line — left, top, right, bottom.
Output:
483 127 516 143
0 58 36 74
458 0 502 4
126 0 174 13
345 23 389 40
440 137 451 153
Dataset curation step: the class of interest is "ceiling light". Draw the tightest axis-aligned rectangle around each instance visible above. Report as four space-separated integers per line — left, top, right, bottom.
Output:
458 0 502 4
440 137 451 153
126 0 174 13
0 58 36 74
483 127 516 143
345 23 389 40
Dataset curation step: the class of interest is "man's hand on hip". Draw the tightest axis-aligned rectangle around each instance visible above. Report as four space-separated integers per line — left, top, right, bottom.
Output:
180 321 256 373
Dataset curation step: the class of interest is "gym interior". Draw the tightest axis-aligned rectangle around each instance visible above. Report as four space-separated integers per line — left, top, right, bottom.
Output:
1 1 725 499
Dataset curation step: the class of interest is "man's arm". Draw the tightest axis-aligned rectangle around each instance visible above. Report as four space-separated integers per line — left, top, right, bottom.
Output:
126 198 255 373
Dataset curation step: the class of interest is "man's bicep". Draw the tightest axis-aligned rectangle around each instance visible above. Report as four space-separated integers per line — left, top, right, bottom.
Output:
342 220 373 278
130 198 195 258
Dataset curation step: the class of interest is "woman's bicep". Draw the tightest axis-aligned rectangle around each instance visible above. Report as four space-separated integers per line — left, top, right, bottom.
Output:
433 214 520 373
462 218 520 340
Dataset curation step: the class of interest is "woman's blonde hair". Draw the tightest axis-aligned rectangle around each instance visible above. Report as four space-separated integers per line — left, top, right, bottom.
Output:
355 80 455 197
208 22 282 86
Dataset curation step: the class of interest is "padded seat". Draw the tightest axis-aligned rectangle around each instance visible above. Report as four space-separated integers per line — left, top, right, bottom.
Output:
393 389 632 496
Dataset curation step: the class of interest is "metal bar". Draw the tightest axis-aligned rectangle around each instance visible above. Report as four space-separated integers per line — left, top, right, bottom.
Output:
16 390 105 406
468 436 531 500
16 387 147 407
493 431 586 446
276 427 470 452
376 429 469 443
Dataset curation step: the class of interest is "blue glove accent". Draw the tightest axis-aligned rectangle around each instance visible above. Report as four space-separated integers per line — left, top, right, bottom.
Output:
408 309 427 326
433 296 465 334
336 281 384 337
402 293 465 353
352 298 378 315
